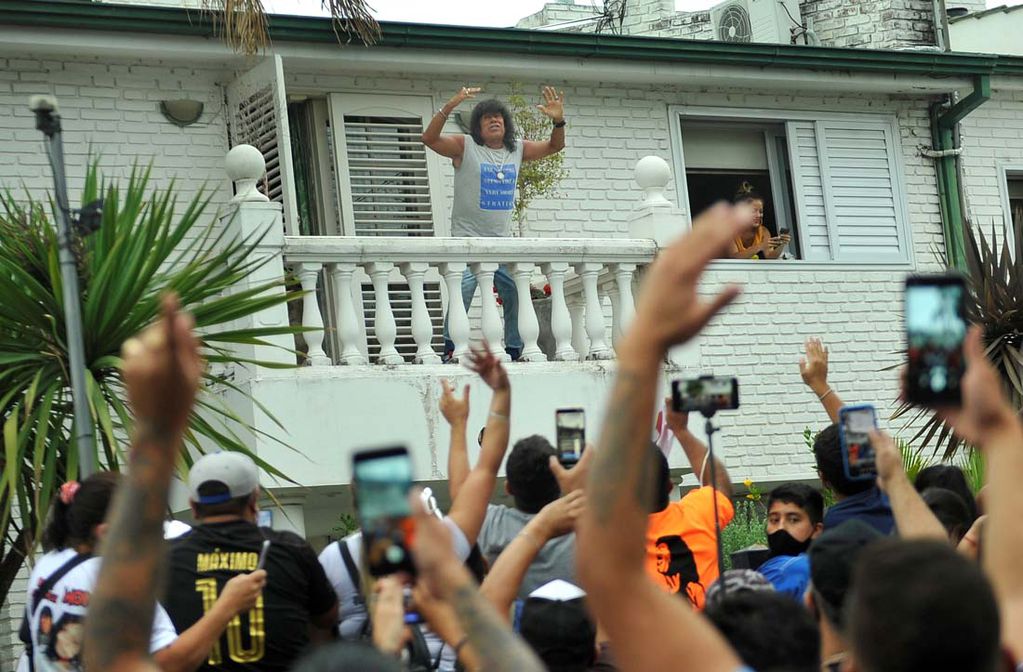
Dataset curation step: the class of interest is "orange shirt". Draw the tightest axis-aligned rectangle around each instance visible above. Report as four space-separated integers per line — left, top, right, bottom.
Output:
645 486 735 610
733 226 767 259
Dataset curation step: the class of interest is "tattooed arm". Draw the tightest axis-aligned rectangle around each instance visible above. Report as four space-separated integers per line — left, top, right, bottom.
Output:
576 204 753 672
84 296 203 672
412 491 544 672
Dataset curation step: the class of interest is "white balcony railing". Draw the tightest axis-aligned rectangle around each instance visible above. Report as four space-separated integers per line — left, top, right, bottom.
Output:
283 237 657 365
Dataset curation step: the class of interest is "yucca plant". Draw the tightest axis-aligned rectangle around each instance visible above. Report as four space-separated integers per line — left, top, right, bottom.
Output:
201 0 379 55
0 162 303 606
893 221 1023 460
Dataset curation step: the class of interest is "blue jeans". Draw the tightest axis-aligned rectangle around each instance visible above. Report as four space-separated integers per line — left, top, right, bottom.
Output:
444 266 522 357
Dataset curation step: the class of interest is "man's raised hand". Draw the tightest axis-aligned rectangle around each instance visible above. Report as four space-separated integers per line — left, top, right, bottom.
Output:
122 293 202 440
440 379 471 427
548 445 594 494
537 86 565 123
799 337 830 391
466 343 510 392
451 86 482 105
625 203 753 355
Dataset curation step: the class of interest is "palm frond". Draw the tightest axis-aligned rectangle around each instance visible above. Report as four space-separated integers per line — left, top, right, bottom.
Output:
891 221 1023 460
201 0 379 55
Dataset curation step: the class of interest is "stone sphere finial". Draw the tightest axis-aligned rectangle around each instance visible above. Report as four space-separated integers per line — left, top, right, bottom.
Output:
635 156 672 208
226 144 269 203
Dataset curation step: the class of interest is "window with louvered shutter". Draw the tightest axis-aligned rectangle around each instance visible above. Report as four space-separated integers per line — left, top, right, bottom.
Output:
226 55 300 234
327 94 447 363
673 107 911 264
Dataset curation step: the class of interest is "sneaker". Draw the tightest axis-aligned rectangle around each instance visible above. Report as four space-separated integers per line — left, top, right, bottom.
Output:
506 346 522 361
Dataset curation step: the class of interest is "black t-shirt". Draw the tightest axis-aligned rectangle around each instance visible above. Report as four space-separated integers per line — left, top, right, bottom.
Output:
164 520 336 671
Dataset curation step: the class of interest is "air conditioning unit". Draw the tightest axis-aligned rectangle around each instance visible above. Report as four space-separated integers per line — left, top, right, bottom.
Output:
710 0 801 44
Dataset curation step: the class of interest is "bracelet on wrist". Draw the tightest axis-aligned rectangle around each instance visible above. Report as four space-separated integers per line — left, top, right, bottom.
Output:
437 107 450 118
817 387 834 402
553 119 567 128
517 530 544 551
489 410 509 421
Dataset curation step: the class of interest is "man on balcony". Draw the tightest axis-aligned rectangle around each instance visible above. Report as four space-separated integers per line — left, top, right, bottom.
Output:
422 85 567 361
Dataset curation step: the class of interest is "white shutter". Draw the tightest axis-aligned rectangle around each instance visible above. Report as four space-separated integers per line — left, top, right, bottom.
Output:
326 93 446 363
327 93 445 237
817 120 909 262
786 121 833 261
227 55 300 234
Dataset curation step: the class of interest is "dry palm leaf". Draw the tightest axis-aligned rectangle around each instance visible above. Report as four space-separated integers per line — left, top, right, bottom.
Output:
202 0 379 55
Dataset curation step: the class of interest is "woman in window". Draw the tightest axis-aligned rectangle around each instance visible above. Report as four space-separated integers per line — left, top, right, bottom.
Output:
730 182 790 260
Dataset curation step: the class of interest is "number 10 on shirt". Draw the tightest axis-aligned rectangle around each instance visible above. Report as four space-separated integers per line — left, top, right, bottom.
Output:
195 578 266 664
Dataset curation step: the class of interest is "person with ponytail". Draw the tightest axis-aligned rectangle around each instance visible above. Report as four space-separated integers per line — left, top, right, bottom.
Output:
730 182 791 260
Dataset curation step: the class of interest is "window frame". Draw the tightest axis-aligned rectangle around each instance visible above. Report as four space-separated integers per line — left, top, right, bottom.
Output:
997 161 1023 262
668 105 915 268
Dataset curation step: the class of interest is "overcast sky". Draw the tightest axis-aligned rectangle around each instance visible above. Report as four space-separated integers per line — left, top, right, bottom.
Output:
264 0 1023 27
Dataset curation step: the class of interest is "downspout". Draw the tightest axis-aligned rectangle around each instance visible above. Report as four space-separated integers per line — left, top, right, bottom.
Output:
931 74 991 270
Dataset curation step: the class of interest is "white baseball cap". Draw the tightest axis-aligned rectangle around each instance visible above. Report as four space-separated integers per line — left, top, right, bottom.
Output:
188 451 259 505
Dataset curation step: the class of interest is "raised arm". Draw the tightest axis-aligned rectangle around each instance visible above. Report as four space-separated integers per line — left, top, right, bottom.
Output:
412 493 545 672
446 346 512 545
84 296 202 672
873 430 948 542
480 490 585 619
936 326 1023 661
441 380 472 501
421 87 475 160
662 399 732 497
521 87 566 162
799 337 844 424
577 203 752 672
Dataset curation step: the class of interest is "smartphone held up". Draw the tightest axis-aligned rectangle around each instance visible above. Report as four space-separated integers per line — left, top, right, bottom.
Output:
839 404 878 481
671 376 739 415
905 274 967 406
352 446 416 578
555 408 585 468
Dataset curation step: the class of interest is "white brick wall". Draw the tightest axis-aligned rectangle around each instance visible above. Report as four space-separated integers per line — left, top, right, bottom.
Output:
798 0 937 49
959 89 1023 242
0 56 231 211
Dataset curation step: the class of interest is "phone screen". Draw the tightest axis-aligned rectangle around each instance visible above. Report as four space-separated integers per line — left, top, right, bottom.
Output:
555 409 585 468
352 447 416 577
841 406 878 481
672 376 740 413
905 276 967 405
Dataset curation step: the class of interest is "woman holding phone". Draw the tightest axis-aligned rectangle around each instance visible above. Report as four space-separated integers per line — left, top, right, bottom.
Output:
730 182 791 260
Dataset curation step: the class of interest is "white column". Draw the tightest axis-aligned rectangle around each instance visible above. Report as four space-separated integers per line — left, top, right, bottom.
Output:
568 296 588 361
400 262 441 364
471 262 509 361
511 262 545 362
367 262 403 365
614 263 637 341
541 262 578 362
441 262 471 363
576 262 613 360
608 286 621 349
296 262 330 366
327 263 368 365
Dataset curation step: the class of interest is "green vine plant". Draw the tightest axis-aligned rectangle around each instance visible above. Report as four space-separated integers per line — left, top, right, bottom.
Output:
509 83 569 237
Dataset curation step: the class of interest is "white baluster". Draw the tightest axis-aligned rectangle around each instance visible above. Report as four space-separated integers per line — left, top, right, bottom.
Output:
568 296 588 361
296 263 330 366
576 263 613 360
441 262 471 363
511 262 546 362
471 262 509 362
614 263 637 347
608 286 621 349
327 263 368 366
541 262 578 362
367 262 403 365
400 262 441 365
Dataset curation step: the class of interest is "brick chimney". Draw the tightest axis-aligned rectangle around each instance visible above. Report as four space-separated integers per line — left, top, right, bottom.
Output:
798 0 939 50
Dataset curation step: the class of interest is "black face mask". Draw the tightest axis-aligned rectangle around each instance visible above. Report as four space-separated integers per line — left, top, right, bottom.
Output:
768 529 812 558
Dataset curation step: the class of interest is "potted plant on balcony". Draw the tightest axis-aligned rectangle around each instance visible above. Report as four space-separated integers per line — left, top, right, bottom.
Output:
509 83 569 238
0 162 301 606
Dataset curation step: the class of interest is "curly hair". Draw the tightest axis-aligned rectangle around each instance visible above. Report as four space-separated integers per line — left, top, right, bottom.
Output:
469 99 517 152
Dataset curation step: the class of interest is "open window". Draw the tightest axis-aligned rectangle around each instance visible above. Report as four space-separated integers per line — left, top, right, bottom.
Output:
672 108 912 264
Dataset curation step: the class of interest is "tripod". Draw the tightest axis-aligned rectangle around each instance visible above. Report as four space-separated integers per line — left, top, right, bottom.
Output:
698 406 728 594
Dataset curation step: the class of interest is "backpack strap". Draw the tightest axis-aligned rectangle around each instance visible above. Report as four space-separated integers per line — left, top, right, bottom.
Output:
337 538 365 606
20 553 92 672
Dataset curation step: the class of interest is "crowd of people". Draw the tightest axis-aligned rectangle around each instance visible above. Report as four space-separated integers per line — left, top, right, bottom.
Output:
14 91 1023 672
